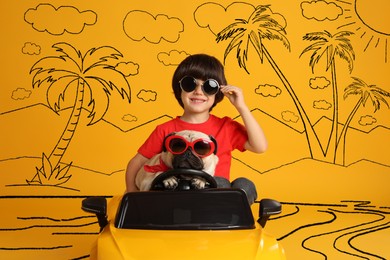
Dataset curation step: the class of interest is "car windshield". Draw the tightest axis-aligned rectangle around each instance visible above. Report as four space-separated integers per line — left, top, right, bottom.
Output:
115 189 255 230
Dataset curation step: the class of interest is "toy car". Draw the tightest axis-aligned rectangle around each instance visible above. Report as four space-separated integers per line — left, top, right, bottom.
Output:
82 169 286 259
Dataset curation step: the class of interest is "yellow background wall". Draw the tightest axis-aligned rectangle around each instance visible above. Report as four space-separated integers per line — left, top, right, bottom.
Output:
1 1 389 259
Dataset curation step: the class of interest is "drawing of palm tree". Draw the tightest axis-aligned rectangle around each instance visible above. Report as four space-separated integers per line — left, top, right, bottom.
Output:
27 42 131 186
216 5 325 160
301 30 355 164
337 77 390 165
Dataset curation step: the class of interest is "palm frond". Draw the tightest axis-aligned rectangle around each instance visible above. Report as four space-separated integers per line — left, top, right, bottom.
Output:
84 65 130 99
82 65 130 124
249 31 264 62
309 53 322 72
31 56 81 89
370 87 390 111
261 28 290 51
300 41 323 55
334 31 354 38
32 68 79 89
46 76 78 111
334 41 355 72
250 5 290 51
253 13 285 34
336 47 354 72
222 30 245 63
301 30 355 73
302 31 331 42
343 86 362 98
344 77 390 111
83 46 123 70
236 34 251 72
216 21 246 42
83 78 110 125
343 77 366 98
350 76 366 86
31 69 57 89
30 56 66 73
301 37 328 72
325 45 335 71
301 42 328 72
52 42 83 71
252 5 271 15
371 86 390 98
366 93 381 111
30 56 80 76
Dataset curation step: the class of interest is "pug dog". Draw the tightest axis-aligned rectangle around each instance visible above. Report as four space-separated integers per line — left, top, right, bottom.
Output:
135 130 219 191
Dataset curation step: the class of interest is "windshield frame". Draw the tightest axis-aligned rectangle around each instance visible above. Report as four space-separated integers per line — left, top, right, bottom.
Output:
115 189 255 230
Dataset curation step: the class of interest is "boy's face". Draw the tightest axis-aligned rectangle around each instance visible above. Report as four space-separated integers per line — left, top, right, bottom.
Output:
181 79 216 114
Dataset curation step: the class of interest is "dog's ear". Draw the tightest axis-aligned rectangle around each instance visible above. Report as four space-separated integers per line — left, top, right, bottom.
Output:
209 135 218 155
162 132 176 152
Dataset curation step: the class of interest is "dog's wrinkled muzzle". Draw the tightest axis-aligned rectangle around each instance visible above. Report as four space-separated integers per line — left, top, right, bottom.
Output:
172 149 204 170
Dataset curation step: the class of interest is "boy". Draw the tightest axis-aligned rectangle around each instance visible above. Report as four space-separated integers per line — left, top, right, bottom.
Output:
126 54 267 203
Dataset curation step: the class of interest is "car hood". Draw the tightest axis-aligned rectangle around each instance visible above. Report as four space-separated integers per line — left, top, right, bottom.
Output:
96 224 284 260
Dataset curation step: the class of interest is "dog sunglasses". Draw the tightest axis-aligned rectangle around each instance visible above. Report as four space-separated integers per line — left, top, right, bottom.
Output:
179 76 220 96
164 135 216 158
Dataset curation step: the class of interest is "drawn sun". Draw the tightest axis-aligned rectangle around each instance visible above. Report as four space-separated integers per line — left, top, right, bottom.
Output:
337 0 390 62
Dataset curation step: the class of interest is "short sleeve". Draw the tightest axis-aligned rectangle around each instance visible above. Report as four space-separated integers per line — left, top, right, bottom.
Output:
228 119 247 152
137 127 165 159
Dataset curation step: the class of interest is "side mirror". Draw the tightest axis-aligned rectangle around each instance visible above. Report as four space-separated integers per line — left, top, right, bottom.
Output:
257 198 281 228
82 197 108 231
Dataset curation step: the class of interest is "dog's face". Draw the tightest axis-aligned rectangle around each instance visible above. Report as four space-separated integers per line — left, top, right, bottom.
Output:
161 130 219 176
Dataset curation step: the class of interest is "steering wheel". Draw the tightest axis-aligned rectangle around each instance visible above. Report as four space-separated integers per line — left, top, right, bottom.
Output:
150 169 218 191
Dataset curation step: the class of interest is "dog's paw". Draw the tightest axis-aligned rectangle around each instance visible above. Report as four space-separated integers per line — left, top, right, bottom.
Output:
191 177 207 189
163 176 178 189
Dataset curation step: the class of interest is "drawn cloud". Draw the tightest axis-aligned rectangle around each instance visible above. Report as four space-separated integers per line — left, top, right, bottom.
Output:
310 76 330 89
24 4 97 35
158 50 190 66
255 84 281 97
116 62 139 76
281 110 299 123
359 115 377 126
137 90 157 102
22 42 41 55
194 2 254 35
122 114 137 122
123 11 184 43
301 0 343 21
313 100 332 110
12 88 32 100
194 2 286 35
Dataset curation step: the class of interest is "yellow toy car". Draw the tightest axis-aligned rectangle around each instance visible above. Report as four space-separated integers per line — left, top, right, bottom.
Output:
82 169 286 259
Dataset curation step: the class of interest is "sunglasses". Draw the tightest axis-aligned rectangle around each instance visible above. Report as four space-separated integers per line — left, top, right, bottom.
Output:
164 135 216 158
179 76 220 96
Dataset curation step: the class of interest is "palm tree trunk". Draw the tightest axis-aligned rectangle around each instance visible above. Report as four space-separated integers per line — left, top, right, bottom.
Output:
49 78 85 169
262 45 325 160
325 60 338 163
335 98 362 165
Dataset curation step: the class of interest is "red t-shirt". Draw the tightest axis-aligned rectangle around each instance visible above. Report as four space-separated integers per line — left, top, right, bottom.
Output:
138 115 247 179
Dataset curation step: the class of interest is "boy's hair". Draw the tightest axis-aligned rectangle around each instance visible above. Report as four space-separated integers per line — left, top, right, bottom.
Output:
172 54 226 111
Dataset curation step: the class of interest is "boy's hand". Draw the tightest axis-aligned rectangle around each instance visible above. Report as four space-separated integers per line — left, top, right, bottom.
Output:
220 85 246 109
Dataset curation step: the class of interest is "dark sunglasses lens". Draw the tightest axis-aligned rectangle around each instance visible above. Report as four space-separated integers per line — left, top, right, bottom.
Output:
193 140 212 156
169 138 187 153
203 79 219 95
180 76 196 92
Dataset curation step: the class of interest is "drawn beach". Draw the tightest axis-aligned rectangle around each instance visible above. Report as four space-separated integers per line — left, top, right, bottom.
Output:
1 1 390 259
